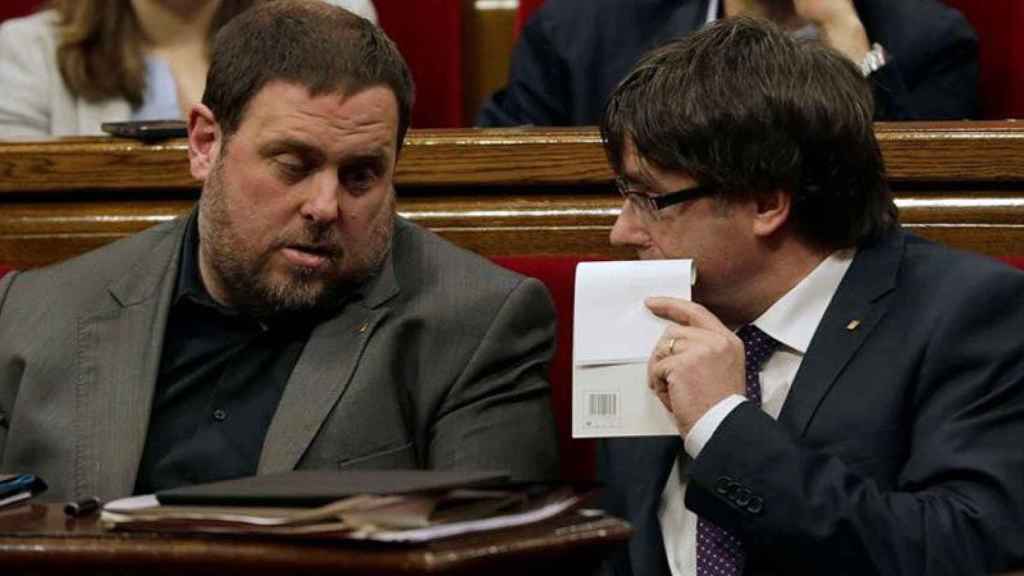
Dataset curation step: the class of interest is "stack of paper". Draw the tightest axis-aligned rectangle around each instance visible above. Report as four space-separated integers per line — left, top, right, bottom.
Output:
100 470 585 543
572 260 694 438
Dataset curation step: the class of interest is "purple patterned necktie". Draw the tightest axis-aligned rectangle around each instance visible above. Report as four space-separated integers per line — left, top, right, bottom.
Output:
695 324 778 576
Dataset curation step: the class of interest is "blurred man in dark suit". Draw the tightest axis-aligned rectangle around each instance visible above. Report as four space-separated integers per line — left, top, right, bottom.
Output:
480 0 977 126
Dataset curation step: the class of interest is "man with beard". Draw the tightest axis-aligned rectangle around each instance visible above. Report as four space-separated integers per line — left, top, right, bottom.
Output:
0 0 559 502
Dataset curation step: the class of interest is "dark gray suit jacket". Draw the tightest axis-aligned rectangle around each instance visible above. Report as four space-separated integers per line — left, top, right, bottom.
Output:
479 0 978 125
599 229 1024 575
0 215 560 501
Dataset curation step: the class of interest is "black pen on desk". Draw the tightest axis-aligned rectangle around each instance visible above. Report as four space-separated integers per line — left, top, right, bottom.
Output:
64 496 102 517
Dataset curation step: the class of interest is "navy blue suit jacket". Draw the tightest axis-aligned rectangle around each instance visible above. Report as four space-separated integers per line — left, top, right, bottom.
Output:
479 0 978 125
598 229 1024 575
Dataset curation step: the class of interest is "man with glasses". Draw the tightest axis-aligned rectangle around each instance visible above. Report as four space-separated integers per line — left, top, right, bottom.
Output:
598 17 1024 576
615 178 716 216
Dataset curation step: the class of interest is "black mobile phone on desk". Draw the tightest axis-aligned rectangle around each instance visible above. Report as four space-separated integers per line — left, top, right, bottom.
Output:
101 120 187 142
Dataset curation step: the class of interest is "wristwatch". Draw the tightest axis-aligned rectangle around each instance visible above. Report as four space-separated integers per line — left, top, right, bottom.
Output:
859 42 888 77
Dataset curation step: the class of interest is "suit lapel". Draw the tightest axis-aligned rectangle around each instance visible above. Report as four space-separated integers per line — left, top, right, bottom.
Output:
257 304 389 473
73 219 185 499
259 240 400 473
778 230 904 436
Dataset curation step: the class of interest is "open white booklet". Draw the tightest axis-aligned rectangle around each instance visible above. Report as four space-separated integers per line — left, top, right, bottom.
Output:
572 260 694 438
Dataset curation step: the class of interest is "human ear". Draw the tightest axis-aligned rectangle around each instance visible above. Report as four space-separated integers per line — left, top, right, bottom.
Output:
187 103 222 182
751 189 791 237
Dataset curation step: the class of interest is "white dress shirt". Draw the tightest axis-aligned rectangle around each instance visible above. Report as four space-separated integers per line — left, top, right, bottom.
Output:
659 250 854 576
324 0 379 23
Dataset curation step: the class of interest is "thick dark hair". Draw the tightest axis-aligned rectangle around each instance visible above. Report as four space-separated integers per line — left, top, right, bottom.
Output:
203 0 414 148
601 16 897 249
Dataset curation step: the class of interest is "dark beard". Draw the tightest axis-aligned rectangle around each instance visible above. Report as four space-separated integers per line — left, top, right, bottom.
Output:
197 159 394 320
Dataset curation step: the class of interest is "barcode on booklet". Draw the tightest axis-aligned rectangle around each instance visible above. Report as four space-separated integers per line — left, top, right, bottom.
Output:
581 391 621 431
588 393 618 416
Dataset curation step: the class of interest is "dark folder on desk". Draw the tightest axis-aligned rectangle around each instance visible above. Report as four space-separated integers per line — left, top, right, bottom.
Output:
156 469 510 507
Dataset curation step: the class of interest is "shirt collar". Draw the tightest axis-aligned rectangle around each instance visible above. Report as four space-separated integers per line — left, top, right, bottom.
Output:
705 0 719 24
751 249 855 355
173 210 212 307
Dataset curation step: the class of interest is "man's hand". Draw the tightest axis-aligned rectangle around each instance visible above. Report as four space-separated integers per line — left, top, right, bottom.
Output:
646 297 746 436
792 0 870 64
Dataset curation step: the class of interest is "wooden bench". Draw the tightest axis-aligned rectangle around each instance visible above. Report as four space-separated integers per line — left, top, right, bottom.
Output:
3 122 1024 480
3 122 1024 266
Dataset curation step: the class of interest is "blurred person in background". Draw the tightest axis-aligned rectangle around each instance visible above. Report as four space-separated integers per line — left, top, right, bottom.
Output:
479 0 978 126
0 0 378 138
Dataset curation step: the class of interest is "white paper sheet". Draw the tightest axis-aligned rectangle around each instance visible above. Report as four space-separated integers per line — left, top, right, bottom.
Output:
573 260 693 365
572 259 693 438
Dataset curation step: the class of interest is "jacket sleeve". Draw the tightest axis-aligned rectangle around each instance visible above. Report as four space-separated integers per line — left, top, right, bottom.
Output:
428 276 561 482
868 3 979 120
684 267 1024 574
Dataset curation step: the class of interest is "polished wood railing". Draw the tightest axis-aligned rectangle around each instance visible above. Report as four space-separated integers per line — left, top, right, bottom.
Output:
0 503 631 575
2 122 1024 269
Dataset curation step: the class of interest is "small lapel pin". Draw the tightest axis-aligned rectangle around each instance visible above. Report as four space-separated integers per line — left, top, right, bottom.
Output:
846 320 861 331
358 322 369 334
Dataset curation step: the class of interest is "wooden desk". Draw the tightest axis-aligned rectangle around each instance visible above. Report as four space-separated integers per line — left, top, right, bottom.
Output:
0 503 631 575
2 122 1024 269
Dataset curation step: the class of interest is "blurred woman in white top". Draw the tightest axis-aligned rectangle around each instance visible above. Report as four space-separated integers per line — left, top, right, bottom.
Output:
0 0 379 138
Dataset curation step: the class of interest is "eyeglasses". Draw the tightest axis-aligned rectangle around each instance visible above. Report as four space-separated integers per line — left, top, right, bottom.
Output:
615 177 715 219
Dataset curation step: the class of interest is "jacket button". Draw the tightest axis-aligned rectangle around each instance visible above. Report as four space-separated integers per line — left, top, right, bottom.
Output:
747 496 764 515
715 477 733 495
726 481 742 498
735 488 752 506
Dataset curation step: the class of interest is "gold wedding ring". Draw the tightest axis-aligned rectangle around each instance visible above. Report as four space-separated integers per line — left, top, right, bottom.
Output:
667 337 677 355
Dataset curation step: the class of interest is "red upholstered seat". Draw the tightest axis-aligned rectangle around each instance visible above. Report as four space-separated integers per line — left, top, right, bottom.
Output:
376 2 464 127
944 0 1024 119
998 256 1024 270
491 255 597 481
0 0 41 23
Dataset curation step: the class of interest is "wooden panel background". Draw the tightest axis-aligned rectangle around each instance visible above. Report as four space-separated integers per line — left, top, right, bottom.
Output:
1 122 1024 269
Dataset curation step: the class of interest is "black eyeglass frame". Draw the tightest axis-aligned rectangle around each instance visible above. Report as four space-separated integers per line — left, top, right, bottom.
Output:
615 177 716 215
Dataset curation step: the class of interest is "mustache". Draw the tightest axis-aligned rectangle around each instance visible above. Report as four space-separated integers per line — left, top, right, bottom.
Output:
274 222 344 258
